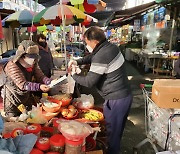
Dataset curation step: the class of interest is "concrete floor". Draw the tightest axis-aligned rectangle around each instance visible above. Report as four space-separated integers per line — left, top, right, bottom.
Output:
121 61 173 154
79 61 173 154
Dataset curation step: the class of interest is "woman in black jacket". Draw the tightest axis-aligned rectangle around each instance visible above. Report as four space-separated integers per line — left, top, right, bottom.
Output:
36 34 54 78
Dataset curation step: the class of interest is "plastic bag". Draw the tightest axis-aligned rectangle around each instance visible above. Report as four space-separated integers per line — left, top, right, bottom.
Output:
67 74 75 94
26 106 47 124
73 94 94 110
58 120 93 141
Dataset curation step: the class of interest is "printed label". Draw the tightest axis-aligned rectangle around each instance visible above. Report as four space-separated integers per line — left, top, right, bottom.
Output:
28 125 37 130
39 138 49 144
14 130 24 136
173 98 180 103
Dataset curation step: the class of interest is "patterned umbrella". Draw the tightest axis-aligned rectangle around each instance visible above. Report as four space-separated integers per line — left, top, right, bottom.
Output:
33 8 50 25
5 9 35 27
43 4 86 20
82 14 98 26
33 4 87 26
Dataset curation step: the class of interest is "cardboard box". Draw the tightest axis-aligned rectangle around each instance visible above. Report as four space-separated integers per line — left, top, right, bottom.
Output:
86 150 103 154
152 79 180 109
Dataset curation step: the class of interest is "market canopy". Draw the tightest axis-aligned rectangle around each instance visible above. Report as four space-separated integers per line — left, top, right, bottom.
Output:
0 9 15 19
155 0 180 4
110 1 157 26
89 11 114 27
114 1 157 19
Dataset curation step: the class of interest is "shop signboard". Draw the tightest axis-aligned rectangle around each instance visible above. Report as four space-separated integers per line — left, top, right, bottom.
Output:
154 7 166 23
158 7 166 21
133 19 141 31
142 14 148 26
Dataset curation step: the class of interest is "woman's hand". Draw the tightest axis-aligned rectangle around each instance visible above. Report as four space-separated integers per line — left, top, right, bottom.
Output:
40 84 50 92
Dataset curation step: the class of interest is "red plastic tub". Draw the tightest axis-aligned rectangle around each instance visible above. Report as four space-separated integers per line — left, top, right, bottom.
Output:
26 124 41 136
30 148 44 154
11 128 25 138
50 134 65 153
35 137 50 151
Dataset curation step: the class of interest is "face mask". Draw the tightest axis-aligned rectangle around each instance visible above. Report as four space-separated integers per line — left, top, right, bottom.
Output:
39 42 47 48
24 57 35 66
86 45 93 53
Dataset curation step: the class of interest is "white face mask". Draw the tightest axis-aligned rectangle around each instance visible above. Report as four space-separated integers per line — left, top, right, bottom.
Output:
86 45 93 53
24 57 35 66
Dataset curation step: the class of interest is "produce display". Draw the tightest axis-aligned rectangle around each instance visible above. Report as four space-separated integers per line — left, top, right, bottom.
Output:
41 98 61 113
2 92 104 153
43 102 59 108
61 105 78 119
43 112 59 121
48 94 72 107
50 94 72 100
80 109 104 122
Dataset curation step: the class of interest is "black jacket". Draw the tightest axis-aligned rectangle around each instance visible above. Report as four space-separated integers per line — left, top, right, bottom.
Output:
73 40 131 100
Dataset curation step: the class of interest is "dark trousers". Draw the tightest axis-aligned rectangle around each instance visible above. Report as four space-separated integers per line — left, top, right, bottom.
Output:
103 94 133 154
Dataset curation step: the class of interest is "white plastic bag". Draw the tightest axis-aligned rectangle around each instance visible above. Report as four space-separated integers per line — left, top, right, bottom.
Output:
58 120 93 141
73 94 94 109
67 74 75 94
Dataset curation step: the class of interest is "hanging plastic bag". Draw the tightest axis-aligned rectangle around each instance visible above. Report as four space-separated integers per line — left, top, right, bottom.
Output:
67 74 75 94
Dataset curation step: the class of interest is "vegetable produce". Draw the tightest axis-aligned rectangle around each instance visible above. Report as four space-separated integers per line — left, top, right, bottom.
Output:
81 110 104 121
61 105 78 119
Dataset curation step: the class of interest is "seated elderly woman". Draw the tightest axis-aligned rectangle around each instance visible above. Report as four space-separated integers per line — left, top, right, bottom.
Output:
1 40 52 117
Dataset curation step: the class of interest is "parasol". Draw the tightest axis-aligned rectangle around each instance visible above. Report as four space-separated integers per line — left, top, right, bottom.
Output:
5 9 35 28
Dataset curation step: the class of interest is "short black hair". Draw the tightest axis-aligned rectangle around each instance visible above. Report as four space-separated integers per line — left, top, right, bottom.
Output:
36 34 46 42
84 26 106 42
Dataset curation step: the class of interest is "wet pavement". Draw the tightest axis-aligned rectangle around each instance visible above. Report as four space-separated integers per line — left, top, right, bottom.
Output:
79 61 173 154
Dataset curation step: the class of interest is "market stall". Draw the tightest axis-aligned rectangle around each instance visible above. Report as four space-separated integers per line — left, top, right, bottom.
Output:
110 3 180 76
1 77 107 153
